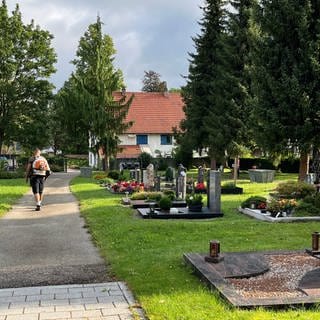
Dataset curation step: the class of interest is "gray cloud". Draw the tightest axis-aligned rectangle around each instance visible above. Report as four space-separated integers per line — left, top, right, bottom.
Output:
7 0 202 91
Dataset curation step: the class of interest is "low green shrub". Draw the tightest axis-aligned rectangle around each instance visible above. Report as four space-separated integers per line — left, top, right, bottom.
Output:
107 170 125 181
241 196 267 208
49 164 64 172
159 196 172 211
294 202 320 217
165 167 174 181
163 190 175 201
131 192 162 202
0 170 24 179
275 181 315 199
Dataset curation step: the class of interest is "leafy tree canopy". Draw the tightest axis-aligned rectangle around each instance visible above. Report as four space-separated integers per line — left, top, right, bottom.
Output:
0 0 56 151
142 70 168 92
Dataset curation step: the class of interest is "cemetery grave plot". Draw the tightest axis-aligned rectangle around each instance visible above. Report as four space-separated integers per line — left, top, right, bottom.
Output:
239 207 320 222
184 250 320 308
137 206 223 219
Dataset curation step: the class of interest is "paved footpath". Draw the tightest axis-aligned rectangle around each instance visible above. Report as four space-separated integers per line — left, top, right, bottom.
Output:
0 172 144 320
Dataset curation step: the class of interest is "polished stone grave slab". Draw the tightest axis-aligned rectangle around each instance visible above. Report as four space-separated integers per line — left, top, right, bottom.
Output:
138 207 223 219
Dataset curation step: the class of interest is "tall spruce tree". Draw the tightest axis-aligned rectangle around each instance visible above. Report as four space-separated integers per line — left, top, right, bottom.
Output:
181 0 242 168
72 17 133 169
51 78 90 154
228 0 256 179
251 0 320 180
0 1 56 151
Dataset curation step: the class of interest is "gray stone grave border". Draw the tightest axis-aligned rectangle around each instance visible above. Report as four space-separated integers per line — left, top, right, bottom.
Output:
239 207 320 223
184 250 320 308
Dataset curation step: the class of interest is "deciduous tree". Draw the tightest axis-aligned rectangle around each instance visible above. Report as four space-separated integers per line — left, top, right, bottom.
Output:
0 1 56 151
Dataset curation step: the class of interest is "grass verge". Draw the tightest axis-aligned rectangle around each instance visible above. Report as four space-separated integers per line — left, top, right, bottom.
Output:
0 179 29 217
71 174 320 320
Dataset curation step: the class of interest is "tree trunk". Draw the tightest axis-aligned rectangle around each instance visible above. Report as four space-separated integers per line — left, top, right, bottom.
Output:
103 155 110 171
233 156 239 186
210 158 216 170
0 131 4 154
298 152 309 182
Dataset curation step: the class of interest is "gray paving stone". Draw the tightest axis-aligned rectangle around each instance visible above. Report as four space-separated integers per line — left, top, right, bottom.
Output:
55 305 85 312
93 283 120 290
39 311 70 320
6 314 39 320
41 288 68 295
0 290 14 298
13 288 41 296
84 303 115 310
0 302 10 309
40 300 70 307
69 297 98 305
0 296 26 303
120 315 134 320
98 296 126 304
108 290 123 296
113 302 130 308
101 308 132 316
26 294 54 302
0 308 24 316
71 309 103 318
24 307 55 314
10 301 40 308
54 292 82 300
68 287 95 294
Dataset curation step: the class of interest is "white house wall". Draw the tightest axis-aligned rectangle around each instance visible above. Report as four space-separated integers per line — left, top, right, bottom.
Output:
119 134 175 157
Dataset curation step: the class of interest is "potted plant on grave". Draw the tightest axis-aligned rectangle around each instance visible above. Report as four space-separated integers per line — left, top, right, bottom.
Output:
267 198 297 217
241 196 267 210
186 193 203 212
158 196 172 212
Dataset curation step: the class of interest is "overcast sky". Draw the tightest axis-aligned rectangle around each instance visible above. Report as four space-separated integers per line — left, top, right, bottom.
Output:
7 0 203 92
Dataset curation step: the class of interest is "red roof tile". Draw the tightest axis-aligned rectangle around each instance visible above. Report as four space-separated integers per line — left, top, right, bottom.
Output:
113 91 185 134
117 145 142 159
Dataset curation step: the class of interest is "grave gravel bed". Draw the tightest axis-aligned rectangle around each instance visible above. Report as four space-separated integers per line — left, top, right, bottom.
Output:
229 253 320 299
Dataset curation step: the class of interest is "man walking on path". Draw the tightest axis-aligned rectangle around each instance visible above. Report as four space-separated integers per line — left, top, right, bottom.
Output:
0 171 145 319
26 148 51 211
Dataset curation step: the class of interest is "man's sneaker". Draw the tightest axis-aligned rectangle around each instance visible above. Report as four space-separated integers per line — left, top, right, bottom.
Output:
35 205 41 211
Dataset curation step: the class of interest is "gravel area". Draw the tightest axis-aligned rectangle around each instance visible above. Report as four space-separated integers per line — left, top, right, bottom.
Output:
229 253 320 299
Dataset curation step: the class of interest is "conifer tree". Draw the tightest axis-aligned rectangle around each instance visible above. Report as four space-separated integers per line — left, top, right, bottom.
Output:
181 0 243 168
72 17 133 169
251 0 320 180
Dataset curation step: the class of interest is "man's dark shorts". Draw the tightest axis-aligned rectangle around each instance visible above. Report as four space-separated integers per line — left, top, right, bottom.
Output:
30 176 45 194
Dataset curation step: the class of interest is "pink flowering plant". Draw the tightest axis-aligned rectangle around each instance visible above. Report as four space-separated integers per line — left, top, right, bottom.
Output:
111 181 144 194
195 182 207 194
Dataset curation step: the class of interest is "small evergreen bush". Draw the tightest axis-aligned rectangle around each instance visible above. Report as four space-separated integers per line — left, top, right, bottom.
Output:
159 196 172 211
163 190 175 201
275 181 315 199
241 196 267 208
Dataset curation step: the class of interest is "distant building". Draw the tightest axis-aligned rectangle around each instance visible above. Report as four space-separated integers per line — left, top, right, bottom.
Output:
88 91 185 168
115 91 185 162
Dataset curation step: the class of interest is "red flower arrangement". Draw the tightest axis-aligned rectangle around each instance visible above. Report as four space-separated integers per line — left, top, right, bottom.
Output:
111 181 144 193
195 182 207 194
257 202 267 210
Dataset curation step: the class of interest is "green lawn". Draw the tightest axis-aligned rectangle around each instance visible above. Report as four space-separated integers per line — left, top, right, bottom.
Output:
0 179 29 217
70 173 320 320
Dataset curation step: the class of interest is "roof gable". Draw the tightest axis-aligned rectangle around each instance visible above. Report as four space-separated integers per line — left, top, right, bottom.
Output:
113 91 185 134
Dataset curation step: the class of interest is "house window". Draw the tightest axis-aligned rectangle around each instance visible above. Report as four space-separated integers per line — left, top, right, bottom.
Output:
136 135 148 145
161 135 172 145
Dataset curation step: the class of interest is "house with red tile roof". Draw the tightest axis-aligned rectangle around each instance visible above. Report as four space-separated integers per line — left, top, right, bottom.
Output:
115 91 185 161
